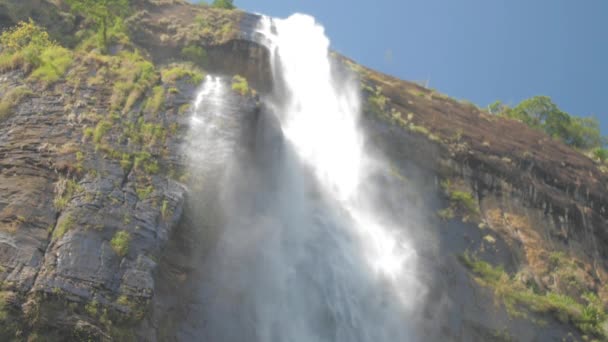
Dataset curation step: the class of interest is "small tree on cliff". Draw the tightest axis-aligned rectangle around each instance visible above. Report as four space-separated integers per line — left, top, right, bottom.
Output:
212 0 235 10
66 0 130 50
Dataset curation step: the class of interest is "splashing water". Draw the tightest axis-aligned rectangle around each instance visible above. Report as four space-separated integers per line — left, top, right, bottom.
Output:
259 13 418 297
181 13 424 342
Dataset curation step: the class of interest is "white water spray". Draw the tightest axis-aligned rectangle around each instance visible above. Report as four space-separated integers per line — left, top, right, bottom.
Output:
181 14 425 342
260 14 419 296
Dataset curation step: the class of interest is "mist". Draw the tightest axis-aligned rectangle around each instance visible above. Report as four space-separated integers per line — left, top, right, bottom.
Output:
178 14 441 342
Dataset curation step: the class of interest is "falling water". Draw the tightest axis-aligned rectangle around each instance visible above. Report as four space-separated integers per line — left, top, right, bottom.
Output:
181 14 425 342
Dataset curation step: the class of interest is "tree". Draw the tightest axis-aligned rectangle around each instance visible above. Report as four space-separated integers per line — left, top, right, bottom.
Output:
494 95 605 150
66 0 129 50
212 0 235 10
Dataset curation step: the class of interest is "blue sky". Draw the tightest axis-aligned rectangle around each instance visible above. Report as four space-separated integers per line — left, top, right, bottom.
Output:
231 0 608 136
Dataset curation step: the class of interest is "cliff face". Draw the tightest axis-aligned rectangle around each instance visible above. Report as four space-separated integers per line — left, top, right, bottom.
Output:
0 0 607 341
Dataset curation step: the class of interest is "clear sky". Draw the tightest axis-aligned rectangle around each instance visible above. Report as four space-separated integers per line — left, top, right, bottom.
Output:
231 0 608 136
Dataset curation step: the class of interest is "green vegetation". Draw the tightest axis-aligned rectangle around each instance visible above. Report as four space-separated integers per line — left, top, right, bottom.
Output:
53 213 75 240
114 294 147 321
437 208 455 221
161 199 170 219
365 84 388 116
110 230 131 257
93 120 112 144
53 178 83 210
460 252 608 338
0 292 9 322
0 20 73 84
181 45 208 68
0 86 32 120
29 46 73 83
440 180 479 220
108 51 158 113
161 64 205 85
0 19 53 71
144 86 165 115
136 185 154 200
211 0 235 10
65 0 130 50
231 74 249 96
490 96 606 151
85 299 99 317
593 148 608 163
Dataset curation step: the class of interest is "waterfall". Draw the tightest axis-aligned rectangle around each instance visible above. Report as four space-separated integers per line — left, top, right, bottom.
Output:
180 13 425 342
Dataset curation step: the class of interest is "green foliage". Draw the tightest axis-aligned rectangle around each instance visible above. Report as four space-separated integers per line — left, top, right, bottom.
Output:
161 199 170 219
53 178 83 210
0 292 9 322
53 213 75 240
437 208 455 221
110 230 131 257
211 0 235 9
144 86 165 115
0 19 52 54
93 120 112 144
181 45 208 67
460 252 608 338
136 185 154 200
0 86 32 120
0 20 72 82
441 180 479 218
109 51 158 113
593 148 608 163
161 64 205 85
85 299 99 317
65 0 130 50
30 46 73 84
494 96 605 150
231 75 249 96
365 85 388 116
120 153 133 171
450 190 478 214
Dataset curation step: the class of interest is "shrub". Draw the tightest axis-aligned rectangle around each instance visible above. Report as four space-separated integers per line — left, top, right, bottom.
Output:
449 190 478 215
460 252 608 338
593 148 608 163
161 199 170 219
85 299 99 317
161 64 205 85
0 20 65 74
136 185 154 200
53 213 75 240
66 0 130 51
365 85 388 116
440 180 479 218
231 75 249 96
211 0 235 9
30 45 73 84
53 178 83 210
143 86 165 115
0 86 32 120
110 230 131 257
181 45 207 67
109 51 158 113
93 120 112 144
494 96 605 151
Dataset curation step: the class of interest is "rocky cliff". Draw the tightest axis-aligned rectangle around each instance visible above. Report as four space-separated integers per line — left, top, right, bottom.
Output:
0 0 607 341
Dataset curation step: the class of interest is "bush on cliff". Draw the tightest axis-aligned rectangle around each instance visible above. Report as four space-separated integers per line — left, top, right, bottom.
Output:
491 96 605 151
211 0 235 10
65 0 130 51
0 20 73 83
